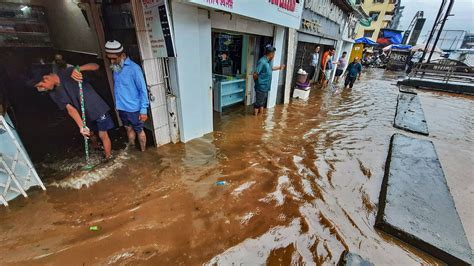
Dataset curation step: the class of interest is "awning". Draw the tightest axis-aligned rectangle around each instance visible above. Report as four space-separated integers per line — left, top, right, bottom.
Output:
383 44 412 51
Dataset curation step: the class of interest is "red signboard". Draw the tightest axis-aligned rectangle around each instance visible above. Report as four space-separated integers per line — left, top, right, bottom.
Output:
268 0 297 12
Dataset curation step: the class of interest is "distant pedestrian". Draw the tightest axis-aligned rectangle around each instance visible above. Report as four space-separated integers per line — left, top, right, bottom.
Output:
406 48 423 74
52 54 73 74
105 40 150 152
321 47 336 88
253 44 285 116
344 57 362 89
308 46 320 83
334 51 348 84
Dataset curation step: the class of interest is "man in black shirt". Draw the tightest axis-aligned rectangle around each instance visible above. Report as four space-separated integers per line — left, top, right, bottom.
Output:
215 51 233 76
32 64 114 160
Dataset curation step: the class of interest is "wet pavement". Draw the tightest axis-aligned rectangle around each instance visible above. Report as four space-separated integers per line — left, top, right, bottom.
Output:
1 68 473 265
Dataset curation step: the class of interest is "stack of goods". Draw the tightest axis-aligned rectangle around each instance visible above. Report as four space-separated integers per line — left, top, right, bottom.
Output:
295 69 310 90
293 69 311 100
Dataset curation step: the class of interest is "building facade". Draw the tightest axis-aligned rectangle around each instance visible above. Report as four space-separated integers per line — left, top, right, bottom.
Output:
166 0 304 142
286 0 364 96
355 0 398 40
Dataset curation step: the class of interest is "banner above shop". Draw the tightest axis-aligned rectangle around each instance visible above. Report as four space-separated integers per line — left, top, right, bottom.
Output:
182 0 304 29
143 0 176 57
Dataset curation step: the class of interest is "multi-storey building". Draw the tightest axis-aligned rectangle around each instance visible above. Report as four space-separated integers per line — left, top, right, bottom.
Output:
355 0 399 40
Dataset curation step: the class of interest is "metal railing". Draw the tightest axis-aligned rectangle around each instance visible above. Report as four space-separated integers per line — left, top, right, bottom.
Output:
410 61 474 84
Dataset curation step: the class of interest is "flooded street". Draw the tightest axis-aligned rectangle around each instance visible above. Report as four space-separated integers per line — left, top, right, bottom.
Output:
1 69 473 265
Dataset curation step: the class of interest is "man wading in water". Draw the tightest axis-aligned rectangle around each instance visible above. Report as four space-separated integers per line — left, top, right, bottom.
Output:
105 40 150 152
253 45 285 116
32 64 114 160
344 57 363 89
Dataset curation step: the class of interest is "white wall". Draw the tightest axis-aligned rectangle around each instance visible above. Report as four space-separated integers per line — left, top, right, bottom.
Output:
131 0 172 146
170 1 213 142
284 28 298 104
267 26 285 109
211 11 273 37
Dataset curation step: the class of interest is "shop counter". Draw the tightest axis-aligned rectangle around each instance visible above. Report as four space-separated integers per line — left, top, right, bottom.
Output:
213 78 246 112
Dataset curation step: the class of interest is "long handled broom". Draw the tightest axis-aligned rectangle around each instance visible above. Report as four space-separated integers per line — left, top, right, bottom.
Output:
76 66 93 170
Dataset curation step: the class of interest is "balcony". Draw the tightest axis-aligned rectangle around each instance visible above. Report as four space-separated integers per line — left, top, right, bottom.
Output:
383 14 393 21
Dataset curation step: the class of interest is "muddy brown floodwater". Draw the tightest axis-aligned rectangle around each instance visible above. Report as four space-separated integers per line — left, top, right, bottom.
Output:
1 69 473 265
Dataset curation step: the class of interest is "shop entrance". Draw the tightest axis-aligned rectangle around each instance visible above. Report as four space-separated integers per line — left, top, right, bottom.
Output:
294 41 332 86
0 1 139 181
211 30 272 125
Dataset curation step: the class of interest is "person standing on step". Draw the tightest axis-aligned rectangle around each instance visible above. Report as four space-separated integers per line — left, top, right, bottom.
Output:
308 46 320 83
321 47 336 88
334 51 348 84
105 40 149 152
253 44 285 116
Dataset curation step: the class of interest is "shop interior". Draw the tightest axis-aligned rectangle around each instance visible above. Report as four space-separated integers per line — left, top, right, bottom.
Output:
294 41 333 86
211 30 272 123
0 0 150 181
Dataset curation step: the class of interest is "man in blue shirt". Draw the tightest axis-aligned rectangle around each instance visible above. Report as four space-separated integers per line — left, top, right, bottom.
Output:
253 45 285 116
308 46 320 83
105 40 149 152
344 57 363 89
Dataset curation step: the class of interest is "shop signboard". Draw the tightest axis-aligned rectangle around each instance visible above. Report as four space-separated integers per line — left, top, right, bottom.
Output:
143 0 176 57
300 9 343 41
387 49 410 71
182 0 304 29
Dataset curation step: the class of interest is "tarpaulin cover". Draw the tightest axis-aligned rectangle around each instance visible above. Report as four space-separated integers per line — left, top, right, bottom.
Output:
381 29 403 44
354 37 378 46
383 44 413 51
377 38 392 46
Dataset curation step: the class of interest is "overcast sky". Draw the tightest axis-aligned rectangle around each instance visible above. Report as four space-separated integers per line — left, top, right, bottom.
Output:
397 0 474 41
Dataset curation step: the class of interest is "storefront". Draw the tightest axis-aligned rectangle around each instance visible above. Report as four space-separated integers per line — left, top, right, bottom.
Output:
211 28 273 112
288 0 358 91
0 0 177 190
168 0 303 142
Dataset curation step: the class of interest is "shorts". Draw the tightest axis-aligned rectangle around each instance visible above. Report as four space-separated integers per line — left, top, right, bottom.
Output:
254 90 268 108
324 70 333 80
88 112 115 132
119 110 144 133
335 69 344 77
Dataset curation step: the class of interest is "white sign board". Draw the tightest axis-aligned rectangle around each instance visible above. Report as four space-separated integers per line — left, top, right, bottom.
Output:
143 0 176 57
182 0 304 29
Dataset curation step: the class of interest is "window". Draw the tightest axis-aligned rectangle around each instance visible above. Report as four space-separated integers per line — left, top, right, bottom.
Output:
364 30 375 38
373 0 384 3
369 11 381 21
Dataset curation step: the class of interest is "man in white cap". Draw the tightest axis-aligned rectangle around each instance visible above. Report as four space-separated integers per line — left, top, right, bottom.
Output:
105 40 149 152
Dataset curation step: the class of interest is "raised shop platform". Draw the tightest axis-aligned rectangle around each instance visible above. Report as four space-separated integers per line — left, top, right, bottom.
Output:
398 77 474 95
398 60 474 95
376 134 473 265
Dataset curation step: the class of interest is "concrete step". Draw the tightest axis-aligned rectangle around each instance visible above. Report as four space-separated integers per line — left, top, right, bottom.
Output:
394 92 429 135
376 134 473 265
337 251 373 266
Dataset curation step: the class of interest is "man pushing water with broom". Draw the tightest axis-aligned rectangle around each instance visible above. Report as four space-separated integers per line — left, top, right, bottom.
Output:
31 63 114 161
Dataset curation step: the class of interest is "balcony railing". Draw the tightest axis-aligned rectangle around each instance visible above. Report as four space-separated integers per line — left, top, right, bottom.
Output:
383 15 393 21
